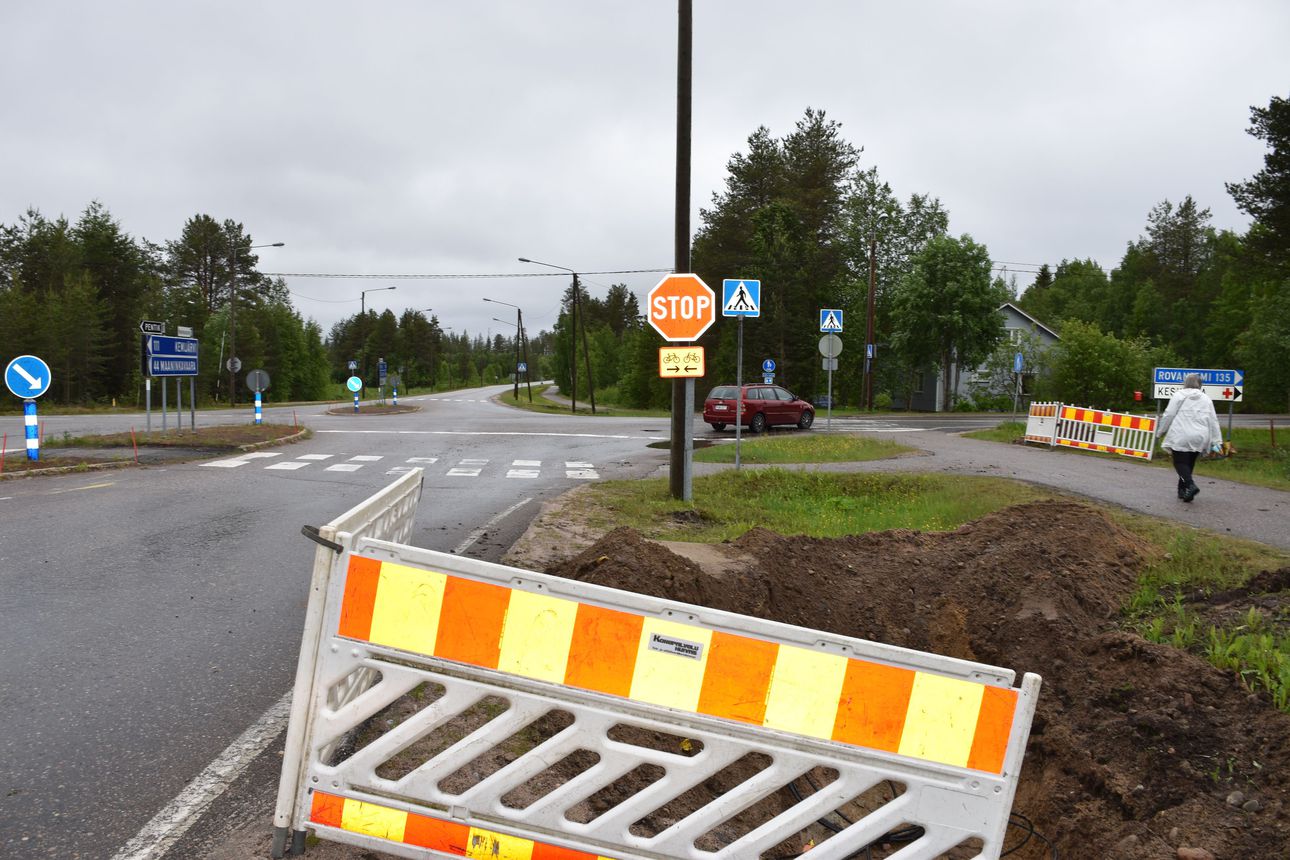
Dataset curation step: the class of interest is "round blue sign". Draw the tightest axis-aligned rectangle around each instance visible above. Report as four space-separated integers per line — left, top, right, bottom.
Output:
346 376 362 393
761 358 776 373
5 354 52 399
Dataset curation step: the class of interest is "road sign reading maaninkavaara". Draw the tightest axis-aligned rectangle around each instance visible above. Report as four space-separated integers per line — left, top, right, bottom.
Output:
648 273 715 341
146 335 199 377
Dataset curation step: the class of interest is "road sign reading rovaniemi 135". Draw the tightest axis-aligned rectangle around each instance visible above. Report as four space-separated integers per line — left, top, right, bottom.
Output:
648 274 716 341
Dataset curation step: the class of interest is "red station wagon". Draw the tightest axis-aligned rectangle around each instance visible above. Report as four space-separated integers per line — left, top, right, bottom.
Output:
703 384 815 432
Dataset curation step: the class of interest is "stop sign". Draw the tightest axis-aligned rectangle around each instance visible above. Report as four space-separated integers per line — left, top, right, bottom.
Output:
647 274 716 342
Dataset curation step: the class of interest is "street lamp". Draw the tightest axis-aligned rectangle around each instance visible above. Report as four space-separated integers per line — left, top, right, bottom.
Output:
484 297 532 403
359 286 397 399
517 257 594 414
228 240 284 407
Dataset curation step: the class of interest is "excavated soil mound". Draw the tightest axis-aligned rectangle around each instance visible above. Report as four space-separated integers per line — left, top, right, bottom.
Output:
549 500 1290 858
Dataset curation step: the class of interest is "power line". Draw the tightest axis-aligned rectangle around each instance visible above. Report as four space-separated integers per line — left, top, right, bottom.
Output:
263 268 672 280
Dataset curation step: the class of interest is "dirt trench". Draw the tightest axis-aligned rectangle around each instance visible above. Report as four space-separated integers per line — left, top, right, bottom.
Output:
546 500 1290 858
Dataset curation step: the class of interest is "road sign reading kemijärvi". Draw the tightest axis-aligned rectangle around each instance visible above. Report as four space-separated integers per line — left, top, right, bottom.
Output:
5 354 52 399
819 308 844 332
721 279 761 317
147 335 199 377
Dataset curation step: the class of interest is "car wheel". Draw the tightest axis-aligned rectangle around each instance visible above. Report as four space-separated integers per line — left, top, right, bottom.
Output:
749 412 767 434
709 422 726 431
797 410 814 430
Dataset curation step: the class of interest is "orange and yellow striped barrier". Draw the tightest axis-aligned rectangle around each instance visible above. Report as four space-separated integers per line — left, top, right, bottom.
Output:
311 791 617 859
338 555 1018 774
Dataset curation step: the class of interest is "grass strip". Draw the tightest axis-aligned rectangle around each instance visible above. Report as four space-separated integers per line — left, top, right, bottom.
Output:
693 433 914 464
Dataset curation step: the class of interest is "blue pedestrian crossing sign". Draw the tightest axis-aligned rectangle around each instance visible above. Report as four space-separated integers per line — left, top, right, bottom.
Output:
722 279 761 317
5 354 52 399
819 309 844 333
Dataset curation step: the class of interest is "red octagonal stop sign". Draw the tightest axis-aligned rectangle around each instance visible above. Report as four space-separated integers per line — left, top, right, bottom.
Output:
647 273 716 342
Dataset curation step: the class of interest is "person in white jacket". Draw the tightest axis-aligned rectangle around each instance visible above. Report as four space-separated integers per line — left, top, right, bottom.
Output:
1157 373 1223 502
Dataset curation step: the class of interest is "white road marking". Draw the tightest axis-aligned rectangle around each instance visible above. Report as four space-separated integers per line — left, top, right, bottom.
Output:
108 691 292 860
316 429 666 441
446 467 482 477
241 452 282 459
512 459 541 467
386 466 415 475
296 454 333 460
458 459 488 466
265 461 310 471
202 457 250 468
452 497 533 555
566 469 599 480
507 469 540 479
565 461 593 469
325 463 363 472
348 455 383 462
406 457 438 464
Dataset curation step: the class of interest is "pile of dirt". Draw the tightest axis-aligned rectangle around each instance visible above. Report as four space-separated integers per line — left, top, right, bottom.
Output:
549 500 1290 858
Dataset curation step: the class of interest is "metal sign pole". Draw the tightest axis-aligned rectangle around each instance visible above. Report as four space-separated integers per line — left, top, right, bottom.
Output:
145 377 152 435
161 377 168 432
735 317 743 470
190 377 195 430
24 399 38 461
683 377 694 499
176 377 183 432
827 365 833 432
1227 399 1234 442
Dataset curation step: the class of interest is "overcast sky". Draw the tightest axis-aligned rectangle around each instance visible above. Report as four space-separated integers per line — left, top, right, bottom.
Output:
3 1 1288 339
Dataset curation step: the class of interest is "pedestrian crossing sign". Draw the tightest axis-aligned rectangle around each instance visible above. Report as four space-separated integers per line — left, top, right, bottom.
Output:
722 279 761 317
819 308 844 333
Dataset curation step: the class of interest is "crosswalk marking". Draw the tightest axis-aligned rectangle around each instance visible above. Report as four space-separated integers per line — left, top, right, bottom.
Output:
566 468 599 480
506 469 540 479
565 461 593 469
512 459 541 467
406 457 438 464
458 459 488 466
297 454 333 461
385 466 416 475
325 463 363 472
242 452 282 459
348 455 383 462
265 461 310 471
201 451 600 480
446 467 482 477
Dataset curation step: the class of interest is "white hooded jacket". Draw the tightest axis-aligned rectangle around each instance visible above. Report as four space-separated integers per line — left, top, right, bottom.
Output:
1158 388 1222 453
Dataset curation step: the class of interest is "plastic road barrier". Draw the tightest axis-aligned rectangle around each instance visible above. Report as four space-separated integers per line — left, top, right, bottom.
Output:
1024 402 1156 461
273 479 1042 859
272 468 425 857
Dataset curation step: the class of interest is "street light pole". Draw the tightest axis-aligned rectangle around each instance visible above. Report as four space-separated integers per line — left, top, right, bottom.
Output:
228 240 284 407
517 258 595 414
359 286 397 400
484 297 527 402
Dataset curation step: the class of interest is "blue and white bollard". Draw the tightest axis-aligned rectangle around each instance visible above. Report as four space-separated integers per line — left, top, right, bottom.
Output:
24 399 38 461
254 391 263 425
393 387 398 407
353 393 360 413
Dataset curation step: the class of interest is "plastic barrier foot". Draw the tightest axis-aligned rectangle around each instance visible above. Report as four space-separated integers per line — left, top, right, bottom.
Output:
291 829 306 855
270 825 287 858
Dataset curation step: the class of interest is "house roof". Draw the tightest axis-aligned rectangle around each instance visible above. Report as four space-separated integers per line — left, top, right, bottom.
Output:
999 302 1060 340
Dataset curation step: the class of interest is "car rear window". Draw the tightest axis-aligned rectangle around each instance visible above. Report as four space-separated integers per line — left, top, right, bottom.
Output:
708 386 739 399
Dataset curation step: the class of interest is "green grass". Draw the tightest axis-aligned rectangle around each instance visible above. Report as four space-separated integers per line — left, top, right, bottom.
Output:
495 384 669 417
44 423 304 449
966 420 1290 492
1115 518 1290 711
693 433 914 464
570 470 1050 543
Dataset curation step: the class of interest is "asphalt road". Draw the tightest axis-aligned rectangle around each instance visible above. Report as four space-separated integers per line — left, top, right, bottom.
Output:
0 386 671 859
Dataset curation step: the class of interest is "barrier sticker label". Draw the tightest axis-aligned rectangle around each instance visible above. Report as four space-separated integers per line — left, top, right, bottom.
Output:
649 632 704 660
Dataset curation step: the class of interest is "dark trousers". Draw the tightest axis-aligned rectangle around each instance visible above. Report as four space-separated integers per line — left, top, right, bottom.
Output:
1172 450 1201 489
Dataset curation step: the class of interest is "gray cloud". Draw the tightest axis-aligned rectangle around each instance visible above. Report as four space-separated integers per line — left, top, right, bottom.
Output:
3 1 1287 337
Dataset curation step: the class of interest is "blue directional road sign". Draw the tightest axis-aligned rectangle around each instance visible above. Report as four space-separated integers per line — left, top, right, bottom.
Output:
5 354 52 399
1014 352 1024 374
761 358 776 373
722 279 761 317
1153 367 1243 387
146 335 199 377
819 309 844 333
346 376 362 393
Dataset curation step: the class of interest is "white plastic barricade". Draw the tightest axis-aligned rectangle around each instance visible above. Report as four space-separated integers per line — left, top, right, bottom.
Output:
272 468 424 858
1022 402 1060 446
274 484 1042 860
1022 402 1157 461
1053 405 1156 460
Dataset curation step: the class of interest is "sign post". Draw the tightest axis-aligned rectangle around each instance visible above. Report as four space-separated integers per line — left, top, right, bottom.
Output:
246 369 271 425
819 334 843 432
6 355 52 461
648 273 716 501
346 375 362 413
723 279 761 470
1012 351 1025 420
1153 367 1245 441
